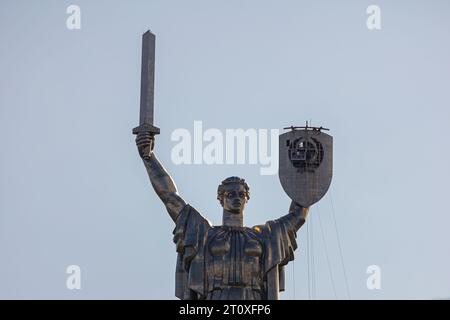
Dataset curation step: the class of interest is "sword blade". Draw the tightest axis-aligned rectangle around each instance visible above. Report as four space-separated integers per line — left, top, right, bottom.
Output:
133 30 160 135
139 30 155 125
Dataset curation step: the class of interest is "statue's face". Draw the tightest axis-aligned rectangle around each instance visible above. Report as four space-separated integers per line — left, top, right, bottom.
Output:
222 183 247 215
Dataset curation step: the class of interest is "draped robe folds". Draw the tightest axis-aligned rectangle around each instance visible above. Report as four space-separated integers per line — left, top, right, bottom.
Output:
172 204 304 300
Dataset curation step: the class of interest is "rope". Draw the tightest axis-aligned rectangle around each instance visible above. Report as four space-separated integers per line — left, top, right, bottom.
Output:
329 192 351 299
292 259 296 299
317 204 338 299
311 209 316 299
306 217 311 299
305 134 311 300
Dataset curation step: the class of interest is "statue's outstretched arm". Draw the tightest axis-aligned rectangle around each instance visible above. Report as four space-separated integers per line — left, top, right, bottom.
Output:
136 132 187 222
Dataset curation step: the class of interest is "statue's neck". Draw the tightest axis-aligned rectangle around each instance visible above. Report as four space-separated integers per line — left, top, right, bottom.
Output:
222 210 243 227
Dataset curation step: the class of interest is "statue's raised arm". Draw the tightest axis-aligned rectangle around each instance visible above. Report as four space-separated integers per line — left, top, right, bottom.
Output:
136 132 186 222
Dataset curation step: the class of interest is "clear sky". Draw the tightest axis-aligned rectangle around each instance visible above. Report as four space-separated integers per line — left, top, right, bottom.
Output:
1 0 449 299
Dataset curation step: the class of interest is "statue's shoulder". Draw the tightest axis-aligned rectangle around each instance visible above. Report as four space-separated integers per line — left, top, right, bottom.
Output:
251 225 264 233
175 203 212 228
249 220 281 236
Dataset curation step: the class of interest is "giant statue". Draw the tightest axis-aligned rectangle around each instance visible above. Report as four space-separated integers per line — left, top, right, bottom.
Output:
133 31 332 300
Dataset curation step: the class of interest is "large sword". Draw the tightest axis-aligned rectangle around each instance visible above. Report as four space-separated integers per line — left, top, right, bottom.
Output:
132 30 160 136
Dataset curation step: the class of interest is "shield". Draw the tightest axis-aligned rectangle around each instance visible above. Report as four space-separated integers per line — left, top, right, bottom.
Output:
278 127 333 207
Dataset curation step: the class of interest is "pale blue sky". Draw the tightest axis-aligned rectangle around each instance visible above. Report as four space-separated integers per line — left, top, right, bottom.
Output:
1 0 449 299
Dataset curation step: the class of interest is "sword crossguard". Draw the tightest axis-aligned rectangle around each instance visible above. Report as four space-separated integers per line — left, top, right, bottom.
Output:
132 123 160 135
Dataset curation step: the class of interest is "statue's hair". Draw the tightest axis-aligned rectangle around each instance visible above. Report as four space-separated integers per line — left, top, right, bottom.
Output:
217 176 250 204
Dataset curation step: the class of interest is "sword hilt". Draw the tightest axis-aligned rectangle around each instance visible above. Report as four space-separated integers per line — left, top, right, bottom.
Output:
132 123 160 135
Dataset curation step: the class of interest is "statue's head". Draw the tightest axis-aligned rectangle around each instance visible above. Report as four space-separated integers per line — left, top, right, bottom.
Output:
217 176 250 215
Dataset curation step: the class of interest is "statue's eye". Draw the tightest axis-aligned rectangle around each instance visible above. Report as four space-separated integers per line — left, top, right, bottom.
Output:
239 192 245 198
227 193 234 198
